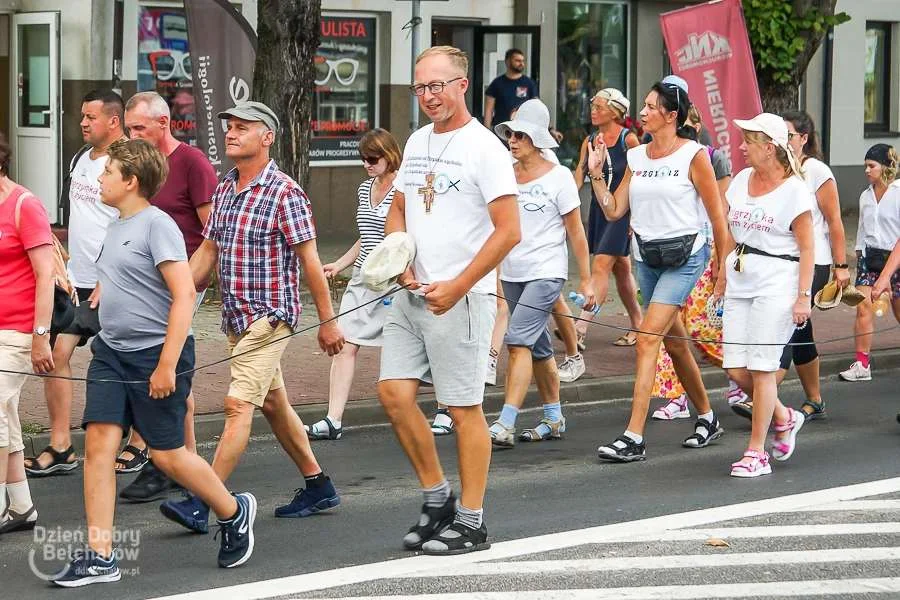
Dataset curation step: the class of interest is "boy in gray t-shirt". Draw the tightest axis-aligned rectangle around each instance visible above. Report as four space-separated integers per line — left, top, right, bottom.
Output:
53 139 257 589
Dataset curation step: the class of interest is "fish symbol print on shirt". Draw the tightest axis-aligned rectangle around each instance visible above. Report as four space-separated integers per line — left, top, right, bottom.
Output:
520 184 547 213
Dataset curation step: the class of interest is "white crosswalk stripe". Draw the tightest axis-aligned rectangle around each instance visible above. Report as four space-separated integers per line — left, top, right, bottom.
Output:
148 477 900 600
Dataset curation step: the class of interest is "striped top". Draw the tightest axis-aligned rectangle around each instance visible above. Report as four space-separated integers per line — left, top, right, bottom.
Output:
354 177 395 269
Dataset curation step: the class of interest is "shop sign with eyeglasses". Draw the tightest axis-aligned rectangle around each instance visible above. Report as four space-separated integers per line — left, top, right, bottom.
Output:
311 15 377 163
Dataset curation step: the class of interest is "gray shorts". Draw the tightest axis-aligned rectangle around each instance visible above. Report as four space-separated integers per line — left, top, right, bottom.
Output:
379 290 496 407
501 278 565 360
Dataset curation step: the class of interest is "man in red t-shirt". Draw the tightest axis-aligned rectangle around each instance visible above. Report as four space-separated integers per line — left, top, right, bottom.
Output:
121 91 218 501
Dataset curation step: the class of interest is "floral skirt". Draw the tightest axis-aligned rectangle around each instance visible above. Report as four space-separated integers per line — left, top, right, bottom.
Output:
652 255 723 399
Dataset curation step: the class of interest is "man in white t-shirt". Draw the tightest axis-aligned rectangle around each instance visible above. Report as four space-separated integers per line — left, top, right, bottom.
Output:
24 90 125 477
379 46 520 555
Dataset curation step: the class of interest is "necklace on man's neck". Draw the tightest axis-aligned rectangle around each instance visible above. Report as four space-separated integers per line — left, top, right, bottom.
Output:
419 118 471 214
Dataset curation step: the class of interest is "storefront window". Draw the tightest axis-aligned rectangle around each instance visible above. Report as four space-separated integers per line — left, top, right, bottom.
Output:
556 1 628 168
864 22 892 132
311 15 377 162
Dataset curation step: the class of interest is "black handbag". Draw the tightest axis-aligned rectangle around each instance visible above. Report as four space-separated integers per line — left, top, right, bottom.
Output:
635 233 698 269
865 247 890 273
51 285 77 334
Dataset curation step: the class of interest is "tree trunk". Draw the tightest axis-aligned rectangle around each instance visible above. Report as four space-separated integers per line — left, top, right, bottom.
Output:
759 79 800 115
253 0 321 188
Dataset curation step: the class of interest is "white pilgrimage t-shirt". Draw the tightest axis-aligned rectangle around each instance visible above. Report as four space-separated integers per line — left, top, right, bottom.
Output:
855 180 900 253
724 168 813 298
801 157 836 265
627 141 707 261
501 164 581 281
393 119 518 294
67 150 119 287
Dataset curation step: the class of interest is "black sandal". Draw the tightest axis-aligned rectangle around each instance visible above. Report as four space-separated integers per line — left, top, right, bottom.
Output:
682 415 725 448
115 444 149 474
24 445 79 477
731 400 753 420
800 399 827 421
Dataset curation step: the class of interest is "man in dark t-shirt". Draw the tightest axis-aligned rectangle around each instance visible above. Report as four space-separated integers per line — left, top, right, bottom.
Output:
120 90 218 500
484 48 538 130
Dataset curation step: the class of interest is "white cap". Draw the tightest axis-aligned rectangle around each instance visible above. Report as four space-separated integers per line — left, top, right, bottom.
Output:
494 99 558 149
733 112 802 177
594 88 630 116
360 232 416 291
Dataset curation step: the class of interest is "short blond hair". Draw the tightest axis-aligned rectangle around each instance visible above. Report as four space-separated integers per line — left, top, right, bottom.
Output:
416 46 468 77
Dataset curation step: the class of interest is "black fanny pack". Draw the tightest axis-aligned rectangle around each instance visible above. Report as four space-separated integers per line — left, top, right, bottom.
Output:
865 246 890 272
635 233 698 268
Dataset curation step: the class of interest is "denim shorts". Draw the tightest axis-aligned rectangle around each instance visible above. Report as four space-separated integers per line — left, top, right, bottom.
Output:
635 244 710 309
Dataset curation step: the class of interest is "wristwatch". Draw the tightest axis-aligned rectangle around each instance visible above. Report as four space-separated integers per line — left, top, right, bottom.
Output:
33 326 50 336
799 290 812 297
833 263 849 269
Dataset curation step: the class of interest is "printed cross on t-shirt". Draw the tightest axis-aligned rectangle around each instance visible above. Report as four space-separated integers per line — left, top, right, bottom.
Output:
418 173 436 214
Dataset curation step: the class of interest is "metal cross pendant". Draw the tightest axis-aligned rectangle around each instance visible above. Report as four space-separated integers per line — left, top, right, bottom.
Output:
418 172 436 214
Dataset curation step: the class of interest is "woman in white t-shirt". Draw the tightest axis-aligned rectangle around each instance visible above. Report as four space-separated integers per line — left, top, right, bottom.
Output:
717 113 814 478
487 99 593 447
587 77 731 463
840 144 900 382
305 129 400 440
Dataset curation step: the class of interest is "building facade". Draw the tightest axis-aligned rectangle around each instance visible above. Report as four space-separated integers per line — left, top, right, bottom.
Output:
0 0 896 235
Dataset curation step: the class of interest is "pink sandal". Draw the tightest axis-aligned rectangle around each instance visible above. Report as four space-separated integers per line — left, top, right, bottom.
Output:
730 449 771 478
771 408 805 462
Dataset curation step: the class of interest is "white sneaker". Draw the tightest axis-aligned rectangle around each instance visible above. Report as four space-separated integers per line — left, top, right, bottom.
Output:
839 360 872 382
558 354 585 383
652 395 690 420
485 356 498 386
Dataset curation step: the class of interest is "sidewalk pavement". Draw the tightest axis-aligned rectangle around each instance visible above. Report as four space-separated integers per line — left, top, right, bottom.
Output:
21 211 900 451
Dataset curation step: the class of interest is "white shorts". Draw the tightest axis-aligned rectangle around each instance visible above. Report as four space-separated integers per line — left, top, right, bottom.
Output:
722 296 796 372
0 330 31 453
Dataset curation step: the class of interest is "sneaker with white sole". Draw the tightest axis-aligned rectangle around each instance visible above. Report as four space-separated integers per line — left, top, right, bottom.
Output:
839 360 872 382
485 356 498 386
652 395 690 420
557 354 585 383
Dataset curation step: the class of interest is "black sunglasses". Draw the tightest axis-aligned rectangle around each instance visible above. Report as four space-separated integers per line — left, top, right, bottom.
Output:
361 155 381 165
504 130 529 141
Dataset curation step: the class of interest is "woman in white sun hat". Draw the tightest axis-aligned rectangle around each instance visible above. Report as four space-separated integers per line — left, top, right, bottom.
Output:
716 112 814 478
487 98 593 447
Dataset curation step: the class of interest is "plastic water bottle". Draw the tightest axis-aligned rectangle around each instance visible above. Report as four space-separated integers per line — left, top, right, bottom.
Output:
874 292 891 317
569 291 600 314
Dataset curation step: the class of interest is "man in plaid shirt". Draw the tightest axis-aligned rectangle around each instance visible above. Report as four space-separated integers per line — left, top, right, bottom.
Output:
160 101 345 532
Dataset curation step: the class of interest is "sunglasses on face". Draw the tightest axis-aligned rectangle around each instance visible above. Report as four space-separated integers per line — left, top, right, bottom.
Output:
504 130 529 141
361 155 381 165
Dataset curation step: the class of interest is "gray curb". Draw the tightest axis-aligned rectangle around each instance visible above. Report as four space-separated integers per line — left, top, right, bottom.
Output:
24 348 900 455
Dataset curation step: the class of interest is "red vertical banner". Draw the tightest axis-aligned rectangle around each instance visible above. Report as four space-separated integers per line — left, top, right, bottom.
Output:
660 0 762 172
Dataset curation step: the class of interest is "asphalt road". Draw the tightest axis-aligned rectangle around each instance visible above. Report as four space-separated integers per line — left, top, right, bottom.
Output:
2 371 899 599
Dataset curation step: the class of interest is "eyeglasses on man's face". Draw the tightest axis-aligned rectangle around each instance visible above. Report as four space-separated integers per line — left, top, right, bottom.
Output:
409 77 464 96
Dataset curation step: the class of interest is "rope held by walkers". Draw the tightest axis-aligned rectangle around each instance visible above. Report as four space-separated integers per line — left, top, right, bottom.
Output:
0 285 896 384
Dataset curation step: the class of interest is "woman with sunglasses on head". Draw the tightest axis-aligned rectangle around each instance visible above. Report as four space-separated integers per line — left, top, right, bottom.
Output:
305 129 401 440
716 114 813 478
590 77 730 462
487 99 593 447
840 144 900 382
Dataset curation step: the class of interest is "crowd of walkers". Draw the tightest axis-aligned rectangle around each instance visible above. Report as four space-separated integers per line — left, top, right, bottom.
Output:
0 43 898 586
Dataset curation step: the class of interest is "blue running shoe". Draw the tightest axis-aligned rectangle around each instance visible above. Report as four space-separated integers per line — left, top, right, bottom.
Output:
216 492 257 568
274 477 340 518
160 492 209 534
51 549 121 587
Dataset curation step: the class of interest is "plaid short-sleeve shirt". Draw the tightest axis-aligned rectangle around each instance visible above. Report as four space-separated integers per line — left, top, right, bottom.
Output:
203 160 316 336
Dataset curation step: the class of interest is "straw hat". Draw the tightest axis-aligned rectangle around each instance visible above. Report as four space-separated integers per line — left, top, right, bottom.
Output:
361 232 416 291
813 279 842 310
840 284 866 307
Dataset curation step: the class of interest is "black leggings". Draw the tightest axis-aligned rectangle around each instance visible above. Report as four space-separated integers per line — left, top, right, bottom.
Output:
779 264 832 370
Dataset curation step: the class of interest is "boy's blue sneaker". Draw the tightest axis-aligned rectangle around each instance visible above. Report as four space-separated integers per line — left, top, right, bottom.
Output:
217 492 257 568
160 492 209 534
274 477 340 518
51 549 121 587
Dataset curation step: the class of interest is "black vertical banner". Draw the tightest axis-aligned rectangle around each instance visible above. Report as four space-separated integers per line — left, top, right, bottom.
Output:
184 0 257 177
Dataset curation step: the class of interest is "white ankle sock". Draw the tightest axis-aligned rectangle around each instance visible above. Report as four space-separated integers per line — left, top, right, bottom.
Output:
623 430 643 444
0 483 7 515
325 416 342 429
8 480 34 514
699 411 714 422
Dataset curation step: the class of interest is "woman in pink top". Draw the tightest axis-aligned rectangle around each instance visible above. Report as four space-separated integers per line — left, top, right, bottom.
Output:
0 132 55 533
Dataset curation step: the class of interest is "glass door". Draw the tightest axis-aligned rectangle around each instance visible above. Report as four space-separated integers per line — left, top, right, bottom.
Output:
11 11 60 222
472 26 541 124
